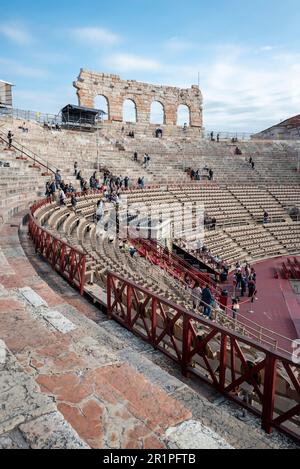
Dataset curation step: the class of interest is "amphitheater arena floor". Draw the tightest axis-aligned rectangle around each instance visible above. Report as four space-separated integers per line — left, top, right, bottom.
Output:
0 213 298 449
227 257 300 353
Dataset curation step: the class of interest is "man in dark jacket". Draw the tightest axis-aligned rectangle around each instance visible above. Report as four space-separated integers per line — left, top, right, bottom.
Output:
202 284 213 319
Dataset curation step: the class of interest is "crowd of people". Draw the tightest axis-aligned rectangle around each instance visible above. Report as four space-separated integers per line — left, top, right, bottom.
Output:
186 166 214 181
230 262 258 318
43 122 62 131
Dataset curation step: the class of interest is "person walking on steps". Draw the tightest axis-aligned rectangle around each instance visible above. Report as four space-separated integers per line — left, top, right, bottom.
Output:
7 131 13 149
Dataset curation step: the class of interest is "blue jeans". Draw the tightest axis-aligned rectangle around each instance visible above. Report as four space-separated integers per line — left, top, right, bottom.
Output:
203 305 211 318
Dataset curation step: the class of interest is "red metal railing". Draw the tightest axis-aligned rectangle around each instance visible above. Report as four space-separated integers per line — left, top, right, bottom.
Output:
131 238 217 292
28 199 86 295
107 271 300 443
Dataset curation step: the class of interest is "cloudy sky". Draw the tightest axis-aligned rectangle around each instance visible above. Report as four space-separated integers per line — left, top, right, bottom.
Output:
1 0 300 132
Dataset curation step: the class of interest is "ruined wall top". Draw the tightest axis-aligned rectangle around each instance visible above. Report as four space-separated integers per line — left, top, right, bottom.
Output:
73 69 203 128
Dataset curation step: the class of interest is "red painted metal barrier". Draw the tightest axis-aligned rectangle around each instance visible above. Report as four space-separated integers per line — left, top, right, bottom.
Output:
107 271 300 443
132 238 217 291
29 199 86 295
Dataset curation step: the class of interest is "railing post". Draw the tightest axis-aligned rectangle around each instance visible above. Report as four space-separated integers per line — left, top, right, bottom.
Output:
261 353 277 434
181 313 191 377
151 297 157 346
107 274 112 319
80 255 86 296
219 333 227 391
126 284 132 327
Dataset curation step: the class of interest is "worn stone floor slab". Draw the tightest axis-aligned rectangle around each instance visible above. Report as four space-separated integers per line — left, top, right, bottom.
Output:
19 287 48 308
37 307 77 334
0 429 29 449
117 349 185 395
19 412 89 449
166 420 233 449
0 347 56 435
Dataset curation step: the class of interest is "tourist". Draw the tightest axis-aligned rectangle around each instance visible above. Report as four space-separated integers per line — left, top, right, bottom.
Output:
60 180 66 192
55 169 62 189
217 133 220 142
251 161 255 170
7 130 13 149
232 297 240 320
192 282 202 309
95 199 104 222
133 152 138 162
202 284 213 319
240 275 247 297
248 278 257 302
209 169 214 181
71 194 77 211
116 175 123 189
236 268 242 290
210 131 214 141
250 268 257 282
59 188 66 206
82 179 89 193
129 245 138 257
124 176 130 191
74 162 78 176
45 181 51 197
184 273 190 290
90 173 97 189
49 179 56 197
69 183 75 193
21 122 29 133
263 211 269 224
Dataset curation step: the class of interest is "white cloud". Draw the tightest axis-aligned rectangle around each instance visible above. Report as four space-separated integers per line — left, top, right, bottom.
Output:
0 58 48 78
0 24 33 45
14 87 74 113
165 37 194 53
152 46 300 132
104 53 162 72
71 27 121 45
260 45 275 52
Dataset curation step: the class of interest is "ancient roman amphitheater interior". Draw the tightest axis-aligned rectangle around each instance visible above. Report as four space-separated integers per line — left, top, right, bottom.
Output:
0 71 299 450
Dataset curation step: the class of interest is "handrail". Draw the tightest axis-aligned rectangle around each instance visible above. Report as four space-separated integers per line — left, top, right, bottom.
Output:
107 271 300 443
0 128 57 174
29 198 86 294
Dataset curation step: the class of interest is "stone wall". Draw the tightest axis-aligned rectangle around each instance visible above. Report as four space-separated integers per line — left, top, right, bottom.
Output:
73 69 203 131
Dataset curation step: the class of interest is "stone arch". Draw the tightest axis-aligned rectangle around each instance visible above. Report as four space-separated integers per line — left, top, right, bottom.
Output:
123 99 137 123
94 95 110 120
150 101 165 125
177 104 191 126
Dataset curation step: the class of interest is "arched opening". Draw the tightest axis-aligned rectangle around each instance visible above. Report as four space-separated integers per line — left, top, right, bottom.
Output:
94 95 109 121
150 101 165 125
123 99 137 123
177 104 190 126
